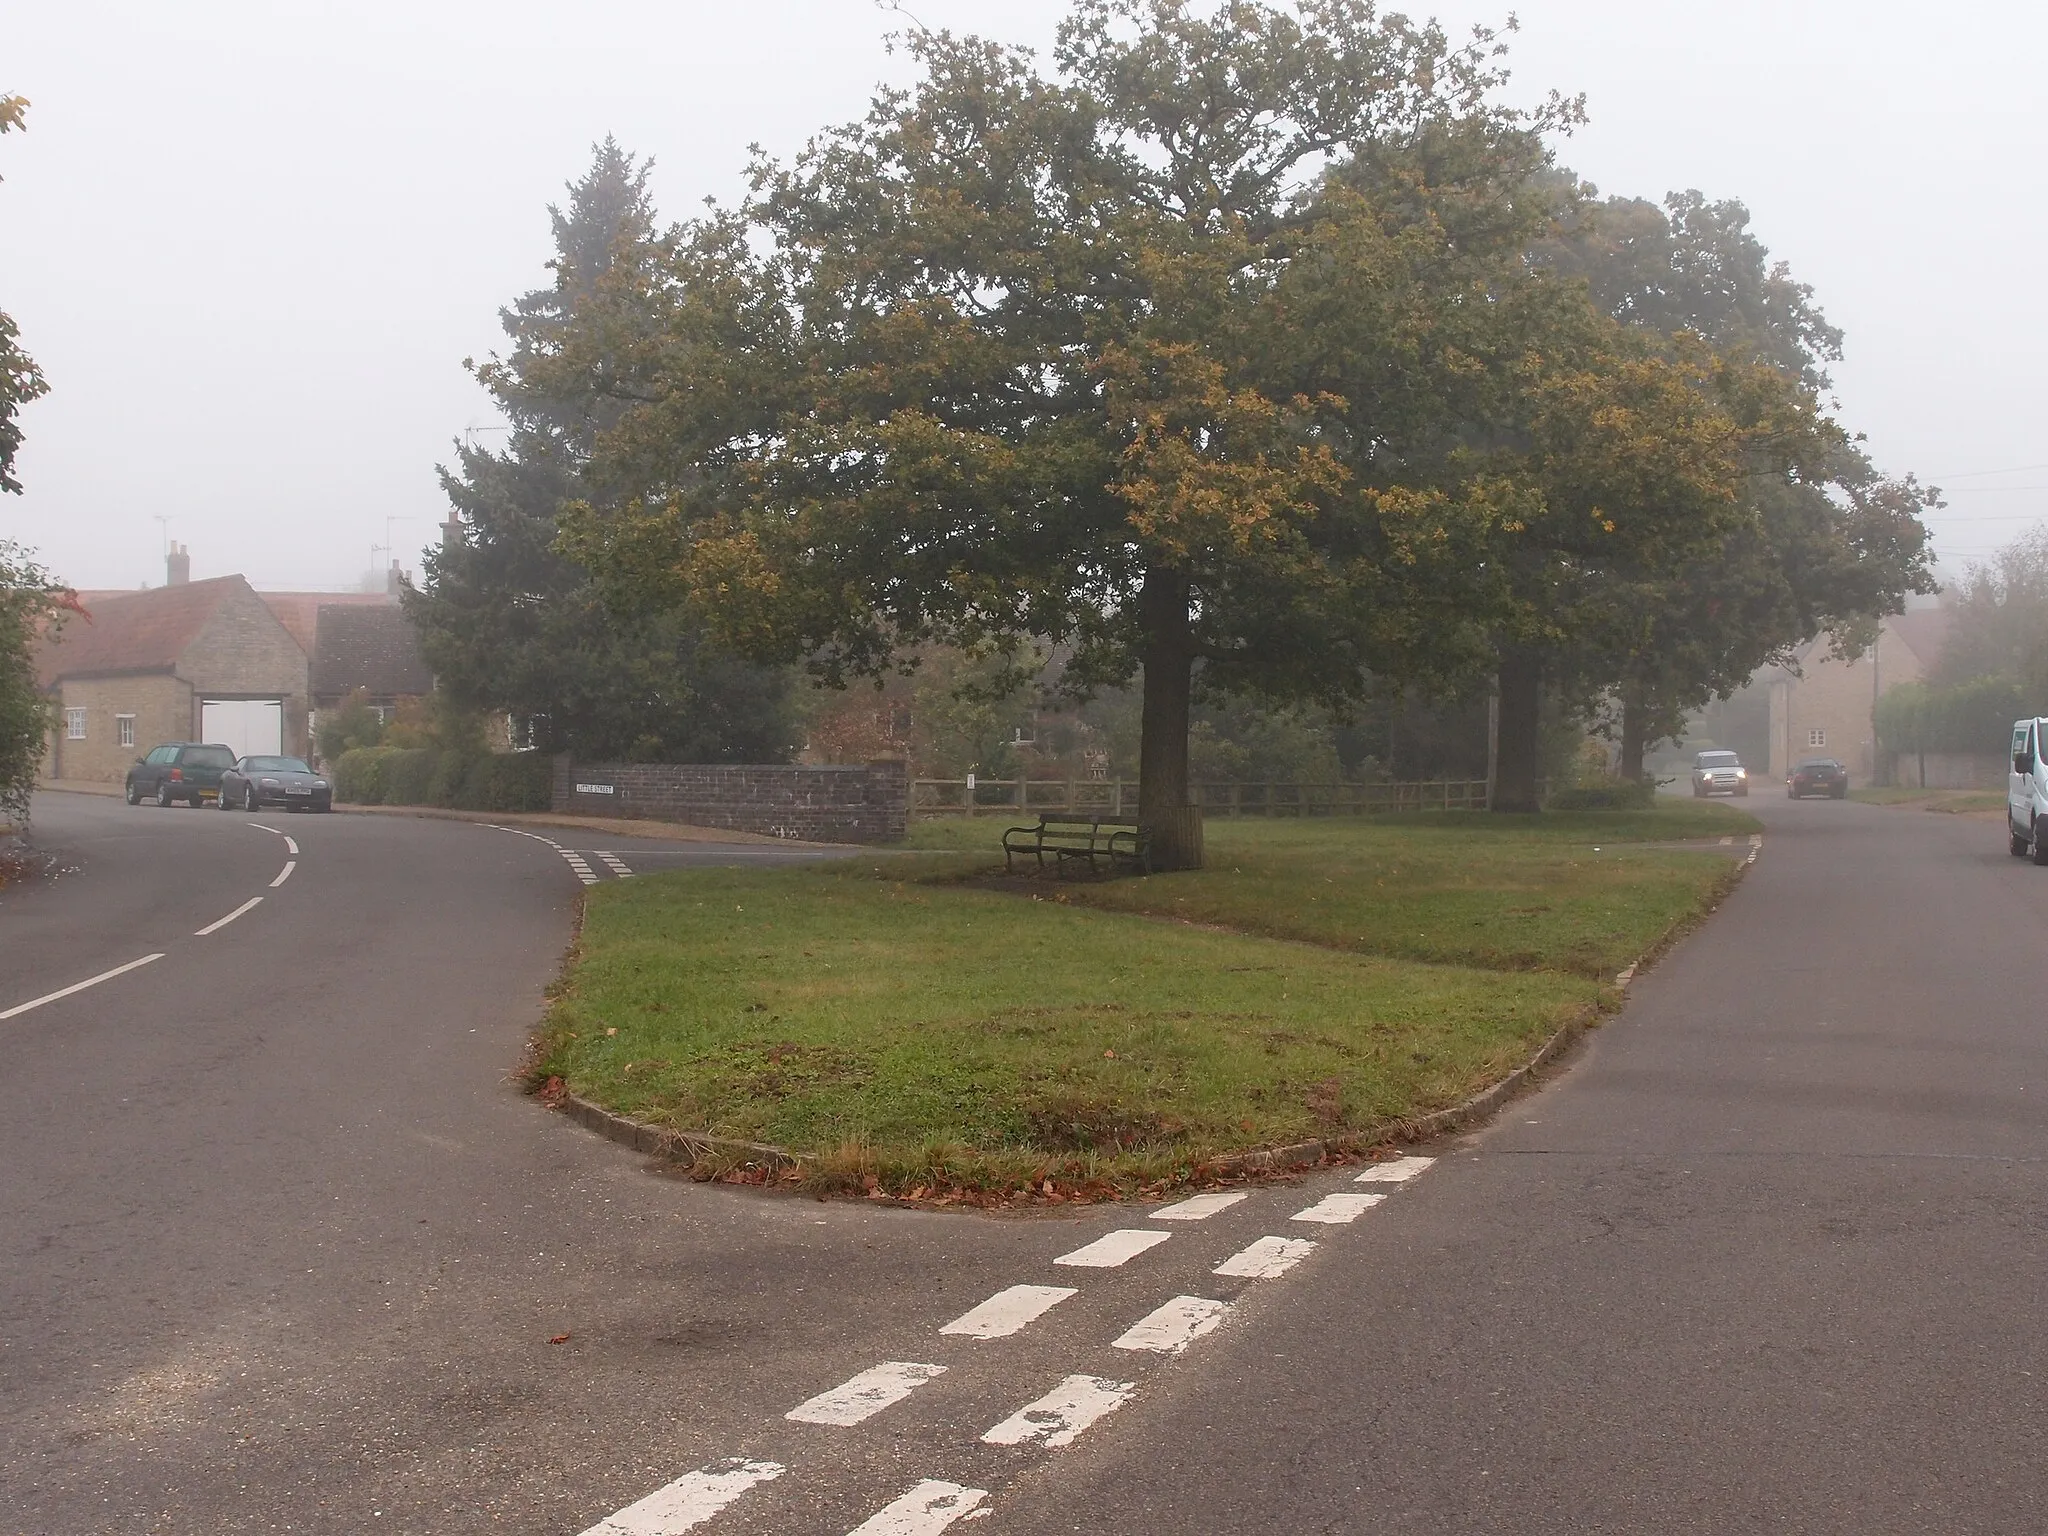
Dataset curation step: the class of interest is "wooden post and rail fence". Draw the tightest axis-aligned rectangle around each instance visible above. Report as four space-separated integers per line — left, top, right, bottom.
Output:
911 777 1506 818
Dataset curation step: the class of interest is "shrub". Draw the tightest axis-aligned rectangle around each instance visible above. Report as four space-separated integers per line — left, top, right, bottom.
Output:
381 748 438 806
1547 779 1657 812
429 750 472 808
462 750 552 811
333 745 400 804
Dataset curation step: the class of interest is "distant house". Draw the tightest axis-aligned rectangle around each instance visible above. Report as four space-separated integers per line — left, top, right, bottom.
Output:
38 550 311 781
309 602 434 729
1761 608 1951 783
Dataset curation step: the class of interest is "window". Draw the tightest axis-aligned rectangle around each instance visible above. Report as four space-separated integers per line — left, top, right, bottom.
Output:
1807 727 1828 748
64 708 86 740
181 746 236 769
147 745 177 765
117 715 135 748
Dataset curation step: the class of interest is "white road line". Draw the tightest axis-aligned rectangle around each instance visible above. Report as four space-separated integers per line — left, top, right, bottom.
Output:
1054 1229 1171 1268
284 836 298 855
981 1374 1136 1449
1291 1191 1386 1224
787 1361 947 1426
1718 835 1733 846
939 1284 1076 1340
0 953 164 1022
1354 1155 1434 1184
578 1457 785 1536
1213 1235 1317 1279
483 823 564 849
1150 1191 1249 1221
194 897 263 936
269 860 296 888
598 852 634 877
1113 1295 1231 1355
845 1480 988 1535
248 822 286 837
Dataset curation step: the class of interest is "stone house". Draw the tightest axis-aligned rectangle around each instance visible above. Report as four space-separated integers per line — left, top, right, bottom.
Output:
1762 608 1950 784
39 554 311 782
308 602 435 741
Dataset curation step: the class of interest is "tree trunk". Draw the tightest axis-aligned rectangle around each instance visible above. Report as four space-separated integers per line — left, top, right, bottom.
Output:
1137 567 1203 870
1619 672 1647 783
1493 646 1543 814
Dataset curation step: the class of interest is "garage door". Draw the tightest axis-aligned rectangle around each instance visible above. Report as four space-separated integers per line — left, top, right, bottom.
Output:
200 699 283 760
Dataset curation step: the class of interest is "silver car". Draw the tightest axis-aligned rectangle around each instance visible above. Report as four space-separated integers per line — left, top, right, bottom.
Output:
1691 749 1750 798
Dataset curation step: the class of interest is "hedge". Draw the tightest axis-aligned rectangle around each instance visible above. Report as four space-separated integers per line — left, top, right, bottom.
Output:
1546 779 1658 812
1876 676 2028 755
332 746 551 813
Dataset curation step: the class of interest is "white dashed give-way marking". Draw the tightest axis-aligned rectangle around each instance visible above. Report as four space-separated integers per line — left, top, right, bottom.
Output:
846 1479 988 1535
1150 1191 1248 1221
1354 1155 1434 1184
1213 1235 1317 1280
940 1284 1076 1340
982 1374 1136 1449
787 1362 947 1427
577 1457 784 1536
1113 1295 1231 1355
1292 1191 1387 1224
562 851 599 886
1055 1229 1171 1268
598 851 634 877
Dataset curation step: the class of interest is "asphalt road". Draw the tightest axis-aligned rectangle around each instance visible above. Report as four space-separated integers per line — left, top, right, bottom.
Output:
3 790 2040 1534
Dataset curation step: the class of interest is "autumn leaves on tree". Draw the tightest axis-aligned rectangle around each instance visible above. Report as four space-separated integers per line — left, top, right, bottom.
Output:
486 0 1930 867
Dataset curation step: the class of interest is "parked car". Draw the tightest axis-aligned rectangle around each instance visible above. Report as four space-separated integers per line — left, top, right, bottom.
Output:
1691 749 1750 798
124 742 237 807
1787 757 1848 799
218 755 333 813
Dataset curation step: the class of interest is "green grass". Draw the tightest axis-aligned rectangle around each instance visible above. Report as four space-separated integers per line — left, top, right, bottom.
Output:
536 805 1750 1198
535 860 1599 1195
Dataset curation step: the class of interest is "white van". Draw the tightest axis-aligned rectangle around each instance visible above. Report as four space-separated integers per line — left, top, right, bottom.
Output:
2010 718 2048 861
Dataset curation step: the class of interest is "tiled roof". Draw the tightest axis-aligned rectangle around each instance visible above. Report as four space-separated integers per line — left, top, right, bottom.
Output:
1887 607 1951 671
260 590 395 655
310 604 433 699
34 576 246 687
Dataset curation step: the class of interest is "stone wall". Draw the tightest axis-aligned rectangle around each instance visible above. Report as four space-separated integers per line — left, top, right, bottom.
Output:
182 585 313 757
46 674 191 784
551 757 908 844
1884 750 2008 791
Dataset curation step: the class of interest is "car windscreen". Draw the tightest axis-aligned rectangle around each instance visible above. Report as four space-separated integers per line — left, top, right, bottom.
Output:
1697 753 1740 767
1797 759 1838 771
184 747 236 768
244 757 310 773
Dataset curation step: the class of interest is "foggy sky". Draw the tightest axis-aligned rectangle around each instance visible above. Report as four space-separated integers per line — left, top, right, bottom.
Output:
3 0 2041 594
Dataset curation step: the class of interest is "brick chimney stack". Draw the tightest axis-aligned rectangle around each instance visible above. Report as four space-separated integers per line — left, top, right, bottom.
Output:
166 542 190 586
386 559 404 597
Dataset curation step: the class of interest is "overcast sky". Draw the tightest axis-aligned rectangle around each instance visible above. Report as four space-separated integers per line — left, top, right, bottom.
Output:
3 0 2042 593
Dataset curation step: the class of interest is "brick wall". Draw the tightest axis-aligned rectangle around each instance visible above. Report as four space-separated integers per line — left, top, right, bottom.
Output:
47 675 191 784
552 757 908 844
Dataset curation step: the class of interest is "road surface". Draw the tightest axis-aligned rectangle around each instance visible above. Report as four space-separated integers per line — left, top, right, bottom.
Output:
2 791 2038 1534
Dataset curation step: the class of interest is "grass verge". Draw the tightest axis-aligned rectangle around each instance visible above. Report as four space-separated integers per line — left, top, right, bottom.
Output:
1849 786 2004 813
535 802 1748 1200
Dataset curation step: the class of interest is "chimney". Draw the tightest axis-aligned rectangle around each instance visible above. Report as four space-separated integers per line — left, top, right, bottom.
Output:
166 542 190 586
441 512 463 551
386 559 404 597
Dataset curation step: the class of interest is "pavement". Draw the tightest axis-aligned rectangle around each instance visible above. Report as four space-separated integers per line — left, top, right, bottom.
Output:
2 789 2042 1533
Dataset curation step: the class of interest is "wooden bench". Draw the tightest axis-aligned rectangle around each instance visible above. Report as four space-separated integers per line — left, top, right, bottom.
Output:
1002 815 1152 877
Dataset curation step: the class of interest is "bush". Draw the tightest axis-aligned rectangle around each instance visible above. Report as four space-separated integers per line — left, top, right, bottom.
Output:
1546 779 1658 812
333 745 400 804
332 744 552 813
381 748 438 806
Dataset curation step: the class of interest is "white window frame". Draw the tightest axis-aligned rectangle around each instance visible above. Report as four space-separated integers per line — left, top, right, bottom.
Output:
117 714 136 748
65 707 86 740
1807 727 1827 748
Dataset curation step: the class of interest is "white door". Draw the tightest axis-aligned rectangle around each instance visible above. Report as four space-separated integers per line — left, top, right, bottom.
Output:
200 699 284 760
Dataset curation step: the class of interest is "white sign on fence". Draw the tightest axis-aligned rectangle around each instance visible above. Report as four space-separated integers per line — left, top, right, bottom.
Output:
574 782 617 795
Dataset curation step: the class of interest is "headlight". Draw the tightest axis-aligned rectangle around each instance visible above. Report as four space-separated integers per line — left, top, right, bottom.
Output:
1736 769 1747 778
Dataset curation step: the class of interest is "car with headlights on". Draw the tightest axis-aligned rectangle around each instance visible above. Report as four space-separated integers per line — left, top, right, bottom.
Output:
1787 757 1848 799
218 755 332 813
1691 749 1750 798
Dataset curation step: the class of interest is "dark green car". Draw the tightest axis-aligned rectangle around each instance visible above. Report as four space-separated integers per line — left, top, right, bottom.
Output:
125 742 237 807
